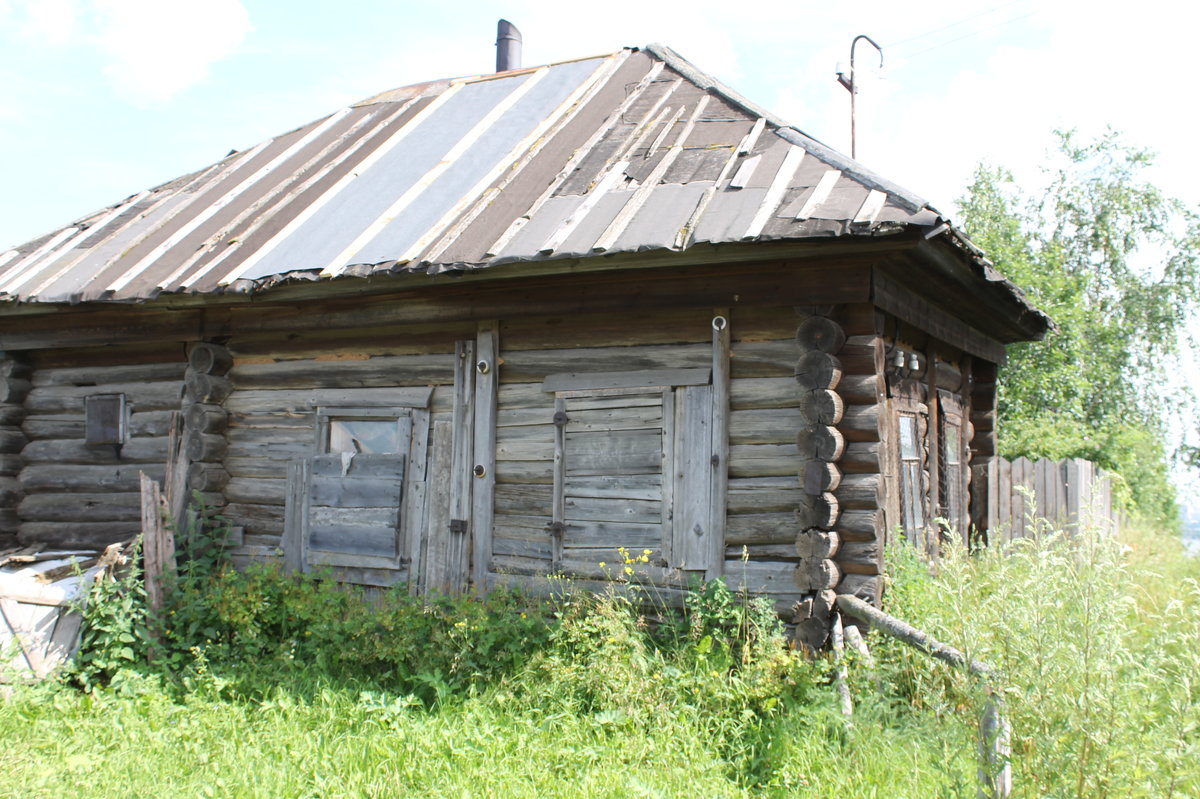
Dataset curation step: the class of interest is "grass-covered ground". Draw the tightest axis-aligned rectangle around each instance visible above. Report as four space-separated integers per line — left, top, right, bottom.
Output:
1 519 1197 798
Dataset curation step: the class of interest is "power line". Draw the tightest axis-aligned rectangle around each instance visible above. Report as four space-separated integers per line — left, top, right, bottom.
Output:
887 0 1031 51
901 10 1038 60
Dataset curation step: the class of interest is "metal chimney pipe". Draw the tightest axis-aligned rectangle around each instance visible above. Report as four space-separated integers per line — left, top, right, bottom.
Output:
496 19 522 72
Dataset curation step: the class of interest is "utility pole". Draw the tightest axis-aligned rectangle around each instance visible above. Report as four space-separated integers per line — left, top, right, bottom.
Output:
836 35 883 160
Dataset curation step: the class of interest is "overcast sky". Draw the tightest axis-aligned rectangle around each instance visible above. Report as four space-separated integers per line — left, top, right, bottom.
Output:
2 0 1195 250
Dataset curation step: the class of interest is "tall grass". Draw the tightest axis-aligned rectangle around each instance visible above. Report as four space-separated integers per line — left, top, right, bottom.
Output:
1 517 1197 797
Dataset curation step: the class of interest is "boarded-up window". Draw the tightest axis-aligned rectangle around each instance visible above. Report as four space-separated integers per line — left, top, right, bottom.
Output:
547 370 718 576
286 409 417 576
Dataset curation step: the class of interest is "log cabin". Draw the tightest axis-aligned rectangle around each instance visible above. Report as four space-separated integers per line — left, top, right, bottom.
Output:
0 43 1049 646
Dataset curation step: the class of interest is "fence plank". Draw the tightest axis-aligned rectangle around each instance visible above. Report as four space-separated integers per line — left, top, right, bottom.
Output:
983 456 1118 542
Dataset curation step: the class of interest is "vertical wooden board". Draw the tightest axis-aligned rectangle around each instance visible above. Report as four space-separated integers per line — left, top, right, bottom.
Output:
709 307 730 580
451 340 476 526
403 409 431 581
672 384 713 571
283 458 310 572
472 322 499 590
660 389 675 564
997 458 1011 542
551 395 566 567
420 420 456 596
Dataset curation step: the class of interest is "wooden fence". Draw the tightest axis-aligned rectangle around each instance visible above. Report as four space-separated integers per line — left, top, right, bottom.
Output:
974 457 1118 543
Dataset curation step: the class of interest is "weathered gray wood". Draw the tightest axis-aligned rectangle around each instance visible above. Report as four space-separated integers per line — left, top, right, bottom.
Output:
796 491 838 530
228 353 454 390
726 512 800 546
309 474 404 508
0 429 27 455
836 473 882 510
728 443 800 478
0 377 32 404
836 573 882 605
672 384 714 572
26 381 182 412
309 523 398 559
188 343 233 376
841 441 882 474
185 463 230 492
184 373 231 404
729 377 800 411
420 421 459 595
562 520 661 550
796 425 845 461
17 521 137 548
801 459 841 494
21 436 168 465
795 529 840 560
19 464 166 493
838 404 881 442
0 454 22 477
30 362 183 387
724 559 805 599
797 388 843 426
727 476 804 514
542 367 710 393
730 408 805 445
503 344 711 384
838 374 880 404
18 492 141 522
794 558 840 591
565 429 662 476
20 407 175 439
183 404 228 435
140 471 174 612
224 478 288 506
836 539 882 574
831 613 854 719
795 315 847 354
186 432 227 463
471 322 499 592
836 593 995 675
224 386 434 416
729 340 803 379
794 351 843 391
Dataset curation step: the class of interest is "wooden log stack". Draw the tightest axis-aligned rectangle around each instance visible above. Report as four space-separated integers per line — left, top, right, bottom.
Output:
0 354 31 547
791 305 887 650
791 307 846 649
181 343 232 508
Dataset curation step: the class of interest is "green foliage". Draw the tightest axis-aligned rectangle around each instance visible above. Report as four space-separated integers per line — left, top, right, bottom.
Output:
67 540 152 689
957 130 1200 522
879 522 1200 798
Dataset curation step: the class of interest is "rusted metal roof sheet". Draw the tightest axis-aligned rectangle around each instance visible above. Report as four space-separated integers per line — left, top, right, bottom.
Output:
0 45 954 305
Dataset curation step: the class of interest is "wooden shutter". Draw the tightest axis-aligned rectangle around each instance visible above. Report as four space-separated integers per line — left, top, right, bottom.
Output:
300 453 406 570
552 384 718 575
671 384 714 571
557 390 668 567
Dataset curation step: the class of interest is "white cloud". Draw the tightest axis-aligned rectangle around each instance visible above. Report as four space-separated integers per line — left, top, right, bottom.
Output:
20 0 79 46
93 0 253 104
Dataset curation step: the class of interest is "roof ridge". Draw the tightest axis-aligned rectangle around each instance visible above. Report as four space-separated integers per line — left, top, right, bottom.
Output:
640 42 934 216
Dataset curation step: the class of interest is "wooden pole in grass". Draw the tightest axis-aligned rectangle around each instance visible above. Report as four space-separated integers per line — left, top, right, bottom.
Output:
835 594 1011 799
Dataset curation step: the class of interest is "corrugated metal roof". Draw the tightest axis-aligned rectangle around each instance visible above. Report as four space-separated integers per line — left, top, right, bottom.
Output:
0 44 950 305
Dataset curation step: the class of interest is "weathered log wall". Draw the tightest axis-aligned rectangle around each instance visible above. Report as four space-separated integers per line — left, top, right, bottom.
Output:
220 324 464 578
0 354 31 547
488 305 807 615
17 344 186 548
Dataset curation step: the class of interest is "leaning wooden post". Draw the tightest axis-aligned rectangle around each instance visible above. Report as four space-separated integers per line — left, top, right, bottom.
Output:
836 594 1011 799
830 614 854 721
139 472 177 613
